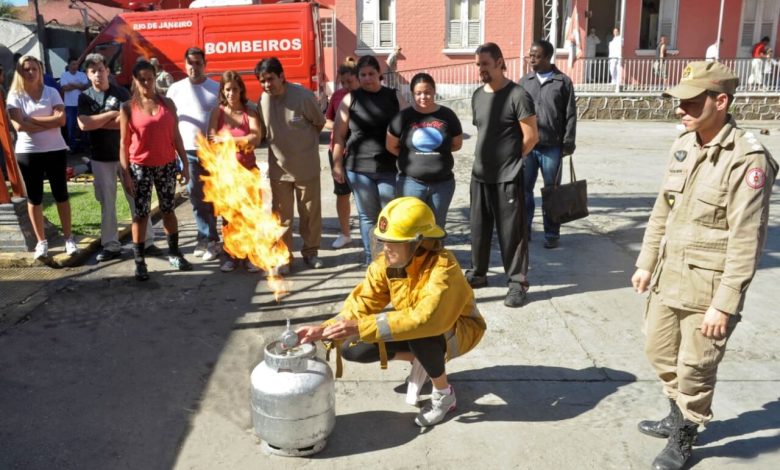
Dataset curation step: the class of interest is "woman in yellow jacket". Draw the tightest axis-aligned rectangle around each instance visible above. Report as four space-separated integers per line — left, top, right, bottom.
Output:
297 197 486 427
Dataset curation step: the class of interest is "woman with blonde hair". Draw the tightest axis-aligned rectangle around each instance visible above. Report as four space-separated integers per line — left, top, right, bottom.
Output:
6 56 77 259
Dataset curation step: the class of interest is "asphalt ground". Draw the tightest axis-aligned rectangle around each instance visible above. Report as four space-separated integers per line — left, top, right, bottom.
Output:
0 120 779 469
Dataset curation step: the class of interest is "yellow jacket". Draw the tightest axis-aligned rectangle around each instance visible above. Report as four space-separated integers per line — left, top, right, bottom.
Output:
326 247 486 361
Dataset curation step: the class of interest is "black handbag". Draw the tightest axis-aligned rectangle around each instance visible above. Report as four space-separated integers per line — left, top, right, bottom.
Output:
541 155 589 224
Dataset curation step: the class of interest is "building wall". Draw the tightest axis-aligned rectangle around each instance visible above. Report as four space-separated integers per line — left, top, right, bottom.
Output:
333 0 529 74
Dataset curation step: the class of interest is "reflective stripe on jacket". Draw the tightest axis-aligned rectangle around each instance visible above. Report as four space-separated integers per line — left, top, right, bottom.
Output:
326 248 486 361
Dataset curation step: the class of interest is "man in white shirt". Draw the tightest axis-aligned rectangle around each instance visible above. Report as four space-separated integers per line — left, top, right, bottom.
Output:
167 47 221 261
585 28 601 83
60 58 89 153
608 28 622 85
706 38 722 61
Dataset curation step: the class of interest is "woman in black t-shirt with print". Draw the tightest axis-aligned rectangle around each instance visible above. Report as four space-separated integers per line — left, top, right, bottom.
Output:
387 73 463 230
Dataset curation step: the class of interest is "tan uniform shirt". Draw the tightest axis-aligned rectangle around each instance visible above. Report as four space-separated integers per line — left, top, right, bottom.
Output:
260 83 325 182
636 117 778 314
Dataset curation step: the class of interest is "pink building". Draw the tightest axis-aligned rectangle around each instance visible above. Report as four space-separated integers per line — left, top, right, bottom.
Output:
321 0 780 91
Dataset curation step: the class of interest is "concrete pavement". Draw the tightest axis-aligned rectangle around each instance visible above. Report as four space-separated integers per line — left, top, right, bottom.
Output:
1 121 779 469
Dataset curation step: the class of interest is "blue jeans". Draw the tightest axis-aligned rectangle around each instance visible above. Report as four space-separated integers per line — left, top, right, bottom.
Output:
186 152 219 242
346 170 396 261
396 175 455 230
65 106 80 151
523 146 562 240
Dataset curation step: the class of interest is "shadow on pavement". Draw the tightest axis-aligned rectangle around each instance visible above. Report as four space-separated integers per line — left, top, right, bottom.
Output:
689 399 780 462
0 263 259 470
317 410 424 458
318 365 636 457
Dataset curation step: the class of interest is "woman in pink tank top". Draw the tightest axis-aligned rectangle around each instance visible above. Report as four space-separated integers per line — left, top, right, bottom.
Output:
120 60 191 281
206 71 262 273
208 71 261 170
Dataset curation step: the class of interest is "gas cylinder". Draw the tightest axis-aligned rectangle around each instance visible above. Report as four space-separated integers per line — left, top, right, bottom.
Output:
250 339 335 456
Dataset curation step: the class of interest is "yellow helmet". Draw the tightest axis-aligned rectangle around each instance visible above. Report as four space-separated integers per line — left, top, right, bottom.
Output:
374 197 446 242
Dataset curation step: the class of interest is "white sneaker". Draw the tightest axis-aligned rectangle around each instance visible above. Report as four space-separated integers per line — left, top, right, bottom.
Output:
245 260 261 273
202 241 221 261
34 240 49 259
414 386 456 427
64 237 79 256
331 233 352 249
193 239 208 257
406 358 430 405
220 259 236 272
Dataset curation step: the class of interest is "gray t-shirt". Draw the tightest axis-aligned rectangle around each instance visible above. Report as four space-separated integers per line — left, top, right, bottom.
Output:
471 81 534 183
260 83 326 182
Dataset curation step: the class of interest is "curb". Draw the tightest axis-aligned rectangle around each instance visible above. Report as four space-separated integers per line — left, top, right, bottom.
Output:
0 192 188 269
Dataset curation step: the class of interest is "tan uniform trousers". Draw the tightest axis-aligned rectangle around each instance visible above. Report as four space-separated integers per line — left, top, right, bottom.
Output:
644 293 739 425
270 177 322 259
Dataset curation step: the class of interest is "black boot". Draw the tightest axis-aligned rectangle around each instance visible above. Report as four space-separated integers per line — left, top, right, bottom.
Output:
652 418 698 470
638 398 680 438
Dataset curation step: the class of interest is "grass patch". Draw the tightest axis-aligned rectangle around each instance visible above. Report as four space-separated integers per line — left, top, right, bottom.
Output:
42 181 156 236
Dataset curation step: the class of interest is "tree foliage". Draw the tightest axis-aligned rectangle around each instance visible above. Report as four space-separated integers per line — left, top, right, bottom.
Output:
0 1 18 20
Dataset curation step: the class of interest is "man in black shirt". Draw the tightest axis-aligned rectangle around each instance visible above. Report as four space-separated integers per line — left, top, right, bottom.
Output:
78 54 157 261
468 42 539 308
519 39 577 249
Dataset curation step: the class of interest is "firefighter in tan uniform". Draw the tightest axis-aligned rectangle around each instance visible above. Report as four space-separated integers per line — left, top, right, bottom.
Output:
296 197 486 428
631 61 778 470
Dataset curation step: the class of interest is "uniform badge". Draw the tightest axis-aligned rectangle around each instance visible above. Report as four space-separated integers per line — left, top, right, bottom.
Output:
666 193 676 207
745 168 766 189
674 150 687 162
378 216 388 233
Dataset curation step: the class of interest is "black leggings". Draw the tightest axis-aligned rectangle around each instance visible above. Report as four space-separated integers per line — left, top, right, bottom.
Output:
341 335 446 379
16 150 69 205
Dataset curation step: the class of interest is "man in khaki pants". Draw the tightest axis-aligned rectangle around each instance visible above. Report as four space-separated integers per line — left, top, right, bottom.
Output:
256 57 326 273
631 61 777 470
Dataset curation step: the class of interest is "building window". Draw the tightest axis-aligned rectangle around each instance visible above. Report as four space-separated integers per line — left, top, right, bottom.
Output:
321 17 334 48
740 0 778 54
447 0 483 49
358 0 395 50
638 0 679 49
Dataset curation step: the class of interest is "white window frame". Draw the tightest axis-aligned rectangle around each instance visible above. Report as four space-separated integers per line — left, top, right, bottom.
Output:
738 0 779 57
444 0 485 54
356 0 396 54
634 0 679 54
657 0 679 49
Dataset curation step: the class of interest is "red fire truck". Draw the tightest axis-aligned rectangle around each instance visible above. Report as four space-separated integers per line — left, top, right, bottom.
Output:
80 1 329 103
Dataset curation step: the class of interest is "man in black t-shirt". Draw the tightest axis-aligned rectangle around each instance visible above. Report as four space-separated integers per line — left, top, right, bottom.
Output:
78 53 157 261
468 42 539 308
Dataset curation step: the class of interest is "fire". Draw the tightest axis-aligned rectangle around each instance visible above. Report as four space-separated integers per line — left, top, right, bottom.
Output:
196 133 290 301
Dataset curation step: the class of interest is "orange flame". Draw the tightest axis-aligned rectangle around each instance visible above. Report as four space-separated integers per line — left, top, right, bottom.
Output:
196 133 291 301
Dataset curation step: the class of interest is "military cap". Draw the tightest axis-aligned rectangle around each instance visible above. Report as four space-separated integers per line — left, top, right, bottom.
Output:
663 61 739 99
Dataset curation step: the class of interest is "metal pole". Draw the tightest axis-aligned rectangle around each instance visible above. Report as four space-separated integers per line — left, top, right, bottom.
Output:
616 0 626 93
551 0 559 49
716 0 725 60
521 0 527 60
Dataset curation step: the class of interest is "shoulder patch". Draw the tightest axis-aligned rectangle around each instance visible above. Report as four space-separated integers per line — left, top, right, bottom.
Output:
745 168 766 189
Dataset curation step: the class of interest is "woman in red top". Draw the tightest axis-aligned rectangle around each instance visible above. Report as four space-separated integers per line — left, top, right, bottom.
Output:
324 58 359 249
120 60 191 281
206 71 262 273
750 36 771 89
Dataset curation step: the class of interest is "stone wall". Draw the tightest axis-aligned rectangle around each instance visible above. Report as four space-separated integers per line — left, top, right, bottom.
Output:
446 94 780 121
576 94 780 121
